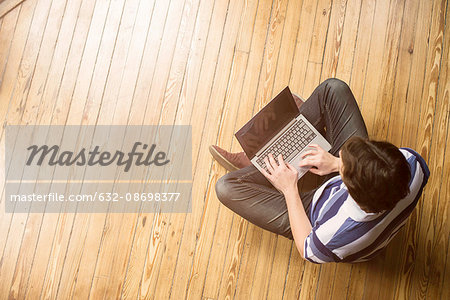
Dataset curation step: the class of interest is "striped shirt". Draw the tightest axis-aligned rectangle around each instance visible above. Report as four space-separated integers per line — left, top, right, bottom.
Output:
303 148 430 264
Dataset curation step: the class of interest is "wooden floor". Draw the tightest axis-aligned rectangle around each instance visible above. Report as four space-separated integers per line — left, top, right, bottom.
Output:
0 0 449 299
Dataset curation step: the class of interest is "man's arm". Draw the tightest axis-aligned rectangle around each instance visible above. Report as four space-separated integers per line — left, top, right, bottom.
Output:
260 147 341 261
283 187 312 258
259 154 313 259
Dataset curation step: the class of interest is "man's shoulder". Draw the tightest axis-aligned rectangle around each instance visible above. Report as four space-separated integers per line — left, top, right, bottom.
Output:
399 147 430 183
312 176 346 206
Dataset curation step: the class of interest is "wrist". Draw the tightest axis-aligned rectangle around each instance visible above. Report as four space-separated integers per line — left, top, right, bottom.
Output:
283 186 299 198
334 156 340 173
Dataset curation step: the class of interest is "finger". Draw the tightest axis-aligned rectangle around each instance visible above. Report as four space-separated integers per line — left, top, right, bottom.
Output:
298 160 308 167
268 153 278 167
309 144 324 152
299 161 317 169
298 157 313 167
278 154 286 167
300 150 316 159
264 156 274 173
286 162 298 174
308 167 322 175
260 166 273 179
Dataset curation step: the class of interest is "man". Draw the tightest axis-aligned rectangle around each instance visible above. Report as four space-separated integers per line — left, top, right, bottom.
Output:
210 78 430 263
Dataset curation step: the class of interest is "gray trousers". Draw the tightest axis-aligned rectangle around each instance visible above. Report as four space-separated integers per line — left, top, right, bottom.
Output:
215 78 369 240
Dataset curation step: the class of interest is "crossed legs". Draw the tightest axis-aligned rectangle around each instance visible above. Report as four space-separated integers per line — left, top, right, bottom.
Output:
215 78 369 239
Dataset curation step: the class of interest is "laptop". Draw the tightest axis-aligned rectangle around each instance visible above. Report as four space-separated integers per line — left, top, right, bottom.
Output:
235 87 331 179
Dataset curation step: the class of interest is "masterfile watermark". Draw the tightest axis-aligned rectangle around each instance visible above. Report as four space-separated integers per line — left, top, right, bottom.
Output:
25 142 170 172
5 125 192 213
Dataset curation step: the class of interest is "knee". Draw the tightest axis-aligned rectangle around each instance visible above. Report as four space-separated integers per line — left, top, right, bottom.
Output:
215 173 234 205
323 78 350 94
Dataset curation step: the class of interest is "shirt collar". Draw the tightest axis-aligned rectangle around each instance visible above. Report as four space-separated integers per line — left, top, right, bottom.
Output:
342 187 385 222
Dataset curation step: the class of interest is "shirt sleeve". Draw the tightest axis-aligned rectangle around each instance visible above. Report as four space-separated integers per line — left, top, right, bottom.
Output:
303 228 338 264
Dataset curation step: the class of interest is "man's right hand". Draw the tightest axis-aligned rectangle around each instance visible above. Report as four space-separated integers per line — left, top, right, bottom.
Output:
298 144 341 176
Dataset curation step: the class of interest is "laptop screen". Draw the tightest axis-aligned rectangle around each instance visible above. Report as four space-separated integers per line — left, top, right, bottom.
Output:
235 87 299 159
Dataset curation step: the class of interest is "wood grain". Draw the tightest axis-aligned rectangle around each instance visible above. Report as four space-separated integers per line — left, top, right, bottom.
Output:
0 0 25 18
0 0 448 299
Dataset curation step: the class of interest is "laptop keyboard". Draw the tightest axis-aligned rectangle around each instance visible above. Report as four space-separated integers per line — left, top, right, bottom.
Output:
256 119 316 171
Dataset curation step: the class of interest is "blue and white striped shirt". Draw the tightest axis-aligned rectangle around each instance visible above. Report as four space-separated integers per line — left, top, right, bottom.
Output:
303 148 430 263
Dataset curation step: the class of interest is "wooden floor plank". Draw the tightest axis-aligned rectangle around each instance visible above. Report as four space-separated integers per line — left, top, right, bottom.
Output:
314 1 348 298
438 129 450 300
115 1 191 298
0 0 448 298
339 3 393 298
359 0 394 137
216 1 275 298
298 1 333 299
335 0 362 82
106 0 181 297
129 0 193 291
21 1 104 298
409 0 449 297
42 0 127 298
0 0 37 199
302 0 332 97
354 2 407 298
264 0 304 298
100 0 172 298
395 0 448 298
424 4 449 297
329 1 363 297
0 0 25 18
289 0 318 94
144 0 215 298
360 3 407 300
180 0 250 298
201 0 259 297
0 5 19 83
69 0 143 298
241 1 290 299
373 0 423 298
348 0 375 105
281 1 325 297
53 0 155 297
223 2 280 300
0 0 58 296
87 1 157 299
133 0 200 297
320 0 347 80
163 0 231 297
7 0 84 298
370 0 406 140
0 4 24 265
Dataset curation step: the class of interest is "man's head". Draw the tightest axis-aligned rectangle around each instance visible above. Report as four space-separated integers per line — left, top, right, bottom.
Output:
339 136 411 213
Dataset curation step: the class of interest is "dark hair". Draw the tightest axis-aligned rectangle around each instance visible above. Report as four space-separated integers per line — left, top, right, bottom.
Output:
340 136 411 213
